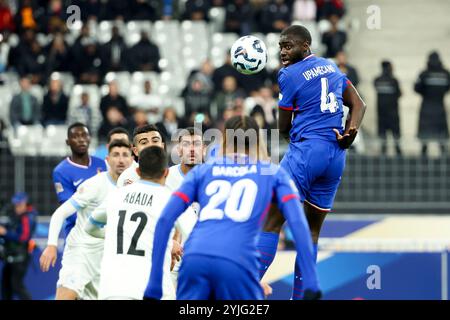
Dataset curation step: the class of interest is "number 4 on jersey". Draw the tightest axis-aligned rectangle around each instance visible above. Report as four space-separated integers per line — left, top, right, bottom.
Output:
320 77 339 113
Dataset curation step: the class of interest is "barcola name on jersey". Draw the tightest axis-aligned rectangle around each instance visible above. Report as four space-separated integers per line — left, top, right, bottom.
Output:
123 192 153 207
302 64 336 81
212 165 257 177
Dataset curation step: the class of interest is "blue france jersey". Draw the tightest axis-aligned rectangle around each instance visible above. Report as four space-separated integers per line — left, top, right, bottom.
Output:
174 155 300 273
52 156 107 235
278 54 350 142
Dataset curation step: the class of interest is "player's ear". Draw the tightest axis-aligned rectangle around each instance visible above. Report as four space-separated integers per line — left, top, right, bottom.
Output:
163 168 169 178
132 146 138 157
65 139 69 146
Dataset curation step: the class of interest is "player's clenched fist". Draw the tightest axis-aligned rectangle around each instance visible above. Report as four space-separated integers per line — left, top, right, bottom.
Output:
39 245 57 272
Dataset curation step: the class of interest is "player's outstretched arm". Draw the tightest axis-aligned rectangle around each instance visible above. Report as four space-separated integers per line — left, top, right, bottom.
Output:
39 200 77 272
334 81 367 149
143 193 191 300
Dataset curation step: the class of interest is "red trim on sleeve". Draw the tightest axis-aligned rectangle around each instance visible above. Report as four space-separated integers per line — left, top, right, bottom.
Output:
173 191 190 204
346 79 352 86
282 194 300 203
19 215 30 242
279 105 294 111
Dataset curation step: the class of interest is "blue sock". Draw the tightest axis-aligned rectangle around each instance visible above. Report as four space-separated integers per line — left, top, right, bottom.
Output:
256 232 279 279
292 243 318 300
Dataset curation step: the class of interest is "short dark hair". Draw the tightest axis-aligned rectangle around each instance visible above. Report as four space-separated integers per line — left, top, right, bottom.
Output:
281 25 312 45
138 146 167 180
67 122 89 137
108 139 131 153
133 124 163 144
107 127 130 144
178 127 203 142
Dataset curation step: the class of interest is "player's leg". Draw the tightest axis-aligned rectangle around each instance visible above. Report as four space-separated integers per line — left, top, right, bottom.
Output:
257 204 285 278
177 255 212 300
56 287 79 300
212 257 264 300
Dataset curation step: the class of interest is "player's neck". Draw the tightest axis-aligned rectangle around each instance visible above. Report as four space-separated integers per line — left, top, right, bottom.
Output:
108 170 119 183
70 153 90 166
180 163 194 175
141 176 165 186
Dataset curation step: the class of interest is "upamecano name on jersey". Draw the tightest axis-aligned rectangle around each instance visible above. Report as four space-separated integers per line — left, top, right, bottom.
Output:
123 192 153 207
302 64 336 81
212 165 258 177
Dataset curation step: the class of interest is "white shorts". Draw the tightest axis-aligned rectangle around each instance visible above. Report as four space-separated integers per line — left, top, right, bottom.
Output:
57 243 104 300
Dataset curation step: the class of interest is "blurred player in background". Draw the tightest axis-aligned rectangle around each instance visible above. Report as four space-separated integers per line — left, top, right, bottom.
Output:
144 115 320 300
40 140 133 300
85 146 184 300
52 123 107 238
257 25 366 299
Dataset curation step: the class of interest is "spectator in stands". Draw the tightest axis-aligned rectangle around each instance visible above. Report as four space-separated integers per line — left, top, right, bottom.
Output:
41 0 66 34
182 0 211 21
131 109 150 129
44 32 70 77
0 0 15 33
374 60 402 156
130 0 160 21
127 31 161 73
156 107 180 143
335 51 359 87
212 51 241 93
128 79 162 123
70 23 91 64
9 76 40 127
321 14 347 58
100 80 129 120
14 0 41 34
260 0 291 34
224 0 254 36
68 92 95 132
213 75 245 120
73 37 102 84
0 32 10 74
183 72 213 119
14 33 46 84
100 25 128 74
414 51 450 156
251 86 277 126
316 0 345 21
98 105 131 143
292 0 316 22
41 77 69 126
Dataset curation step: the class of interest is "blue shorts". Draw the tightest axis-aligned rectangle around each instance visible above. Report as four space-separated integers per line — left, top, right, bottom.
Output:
280 139 346 211
177 254 264 300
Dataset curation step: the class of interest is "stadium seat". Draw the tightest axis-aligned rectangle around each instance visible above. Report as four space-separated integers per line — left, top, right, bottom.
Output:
210 33 239 68
208 7 226 34
96 20 125 44
7 125 44 156
41 125 69 156
103 71 131 96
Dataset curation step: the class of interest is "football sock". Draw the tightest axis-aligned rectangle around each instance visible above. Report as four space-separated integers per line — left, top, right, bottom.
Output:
256 231 279 279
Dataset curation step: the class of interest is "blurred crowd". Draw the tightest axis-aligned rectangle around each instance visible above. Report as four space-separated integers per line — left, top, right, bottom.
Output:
0 0 449 156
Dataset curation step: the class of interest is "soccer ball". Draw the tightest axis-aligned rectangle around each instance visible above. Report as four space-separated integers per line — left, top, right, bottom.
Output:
230 35 267 75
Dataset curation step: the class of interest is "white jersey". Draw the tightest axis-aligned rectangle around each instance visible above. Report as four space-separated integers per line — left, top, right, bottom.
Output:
116 161 139 187
166 164 200 215
99 180 176 300
67 171 117 247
